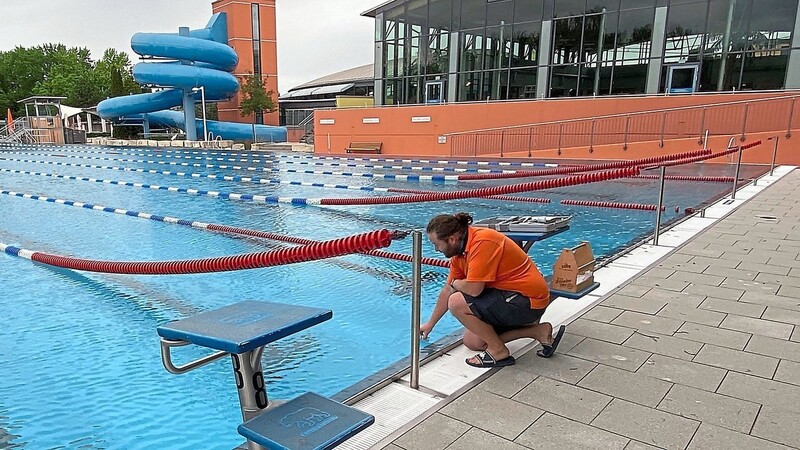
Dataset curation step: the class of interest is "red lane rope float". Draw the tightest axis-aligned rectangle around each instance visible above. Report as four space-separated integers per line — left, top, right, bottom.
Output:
207 224 450 268
635 175 737 182
646 141 762 169
320 166 640 206
457 149 712 181
560 199 666 211
387 188 551 204
26 229 397 275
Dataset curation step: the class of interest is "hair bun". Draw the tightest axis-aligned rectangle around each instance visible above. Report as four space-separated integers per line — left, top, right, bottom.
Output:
455 212 473 226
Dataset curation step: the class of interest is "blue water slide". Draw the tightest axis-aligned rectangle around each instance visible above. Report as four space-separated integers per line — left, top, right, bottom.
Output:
97 14 286 142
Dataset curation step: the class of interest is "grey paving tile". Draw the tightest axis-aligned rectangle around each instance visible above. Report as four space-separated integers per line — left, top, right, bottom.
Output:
550 332 584 354
669 270 725 287
740 290 800 311
602 294 666 314
745 334 800 363
702 264 758 281
440 389 543 440
582 305 625 323
631 276 690 292
568 318 635 345
381 444 405 450
793 327 799 343
777 284 800 299
615 284 653 298
516 413 629 450
636 354 726 392
751 407 800 449
677 246 723 258
720 278 780 295
656 257 703 272
394 412 470 450
756 272 800 288
447 427 528 450
657 384 759 433
740 262 792 276
687 423 792 450
622 330 703 361
640 288 705 308
707 243 753 255
720 314 794 340
717 371 800 414
478 367 538 398
693 344 779 378
721 251 768 264
611 311 683 336
514 376 611 424
624 441 664 450
656 303 725 327
700 297 766 318
674 322 751 350
774 359 800 387
578 365 672 408
682 283 745 301
515 352 597 384
591 399 699 450
568 338 652 372
644 267 677 279
691 255 739 269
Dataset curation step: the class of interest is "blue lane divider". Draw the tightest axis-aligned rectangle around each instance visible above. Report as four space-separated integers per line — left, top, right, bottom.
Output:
0 167 342 206
1 155 462 182
0 156 396 192
6 145 561 168
3 148 524 175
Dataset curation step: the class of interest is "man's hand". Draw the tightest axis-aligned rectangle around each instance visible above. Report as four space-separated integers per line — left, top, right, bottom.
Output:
420 321 434 340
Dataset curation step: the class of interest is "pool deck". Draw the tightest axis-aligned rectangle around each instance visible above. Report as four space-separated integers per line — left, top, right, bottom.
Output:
341 166 800 450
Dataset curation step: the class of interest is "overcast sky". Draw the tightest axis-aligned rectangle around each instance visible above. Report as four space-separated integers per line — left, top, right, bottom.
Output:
0 0 378 94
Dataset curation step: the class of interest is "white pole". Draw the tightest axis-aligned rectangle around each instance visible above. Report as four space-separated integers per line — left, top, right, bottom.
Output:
201 86 208 141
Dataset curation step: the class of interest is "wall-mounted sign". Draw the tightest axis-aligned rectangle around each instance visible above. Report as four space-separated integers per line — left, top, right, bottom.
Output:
438 136 447 144
411 116 431 123
319 119 335 125
362 118 380 124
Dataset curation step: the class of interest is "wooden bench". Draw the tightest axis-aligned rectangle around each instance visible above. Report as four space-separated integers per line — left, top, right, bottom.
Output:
346 142 382 154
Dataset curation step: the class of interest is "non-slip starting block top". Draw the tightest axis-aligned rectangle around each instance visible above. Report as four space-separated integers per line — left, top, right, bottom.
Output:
238 392 374 450
156 301 332 354
551 281 601 300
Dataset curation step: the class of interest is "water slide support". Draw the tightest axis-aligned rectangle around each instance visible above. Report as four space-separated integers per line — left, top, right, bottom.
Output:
179 27 198 141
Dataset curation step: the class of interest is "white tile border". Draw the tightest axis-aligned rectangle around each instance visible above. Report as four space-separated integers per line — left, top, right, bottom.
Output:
343 165 797 449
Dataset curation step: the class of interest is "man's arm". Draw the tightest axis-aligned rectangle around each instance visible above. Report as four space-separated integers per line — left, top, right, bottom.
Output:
450 279 485 297
420 284 454 339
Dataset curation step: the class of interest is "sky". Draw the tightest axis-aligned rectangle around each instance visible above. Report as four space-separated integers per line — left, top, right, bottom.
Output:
0 0 380 94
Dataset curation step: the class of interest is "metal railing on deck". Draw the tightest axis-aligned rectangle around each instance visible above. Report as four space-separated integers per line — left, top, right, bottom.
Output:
447 95 798 157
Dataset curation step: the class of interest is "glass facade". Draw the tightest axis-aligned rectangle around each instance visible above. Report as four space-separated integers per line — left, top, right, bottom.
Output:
252 3 264 124
372 0 798 104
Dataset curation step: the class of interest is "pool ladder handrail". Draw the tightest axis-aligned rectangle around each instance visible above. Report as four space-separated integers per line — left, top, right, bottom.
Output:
160 337 230 374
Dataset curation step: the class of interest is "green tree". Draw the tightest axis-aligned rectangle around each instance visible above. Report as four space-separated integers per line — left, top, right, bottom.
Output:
239 73 276 123
95 48 140 97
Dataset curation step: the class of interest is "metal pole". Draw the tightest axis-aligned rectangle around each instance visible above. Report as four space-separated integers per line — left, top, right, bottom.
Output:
200 86 208 141
231 349 268 450
589 119 595 153
698 108 707 144
500 130 505 158
410 230 422 390
731 143 743 199
703 129 709 150
770 136 779 176
659 111 666 147
653 166 666 246
593 8 607 96
740 103 749 141
623 115 630 150
557 123 564 155
527 127 533 157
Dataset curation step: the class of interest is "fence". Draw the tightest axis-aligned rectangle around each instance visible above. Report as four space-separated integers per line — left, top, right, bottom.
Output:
448 95 798 157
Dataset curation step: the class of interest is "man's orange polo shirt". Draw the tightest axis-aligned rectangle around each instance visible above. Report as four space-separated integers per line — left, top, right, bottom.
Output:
447 226 550 309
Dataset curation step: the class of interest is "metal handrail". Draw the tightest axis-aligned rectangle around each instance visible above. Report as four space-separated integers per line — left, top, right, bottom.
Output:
445 94 800 136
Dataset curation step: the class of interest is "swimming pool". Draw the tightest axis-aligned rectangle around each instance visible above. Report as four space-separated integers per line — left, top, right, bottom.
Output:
0 144 765 449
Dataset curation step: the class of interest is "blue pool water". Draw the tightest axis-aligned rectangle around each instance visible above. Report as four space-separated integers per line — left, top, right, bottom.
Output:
0 145 764 449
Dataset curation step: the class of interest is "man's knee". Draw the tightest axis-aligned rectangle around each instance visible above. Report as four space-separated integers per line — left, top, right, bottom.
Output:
447 293 469 315
463 332 487 351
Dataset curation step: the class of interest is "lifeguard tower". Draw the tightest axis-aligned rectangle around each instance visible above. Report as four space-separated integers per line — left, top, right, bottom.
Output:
14 96 68 144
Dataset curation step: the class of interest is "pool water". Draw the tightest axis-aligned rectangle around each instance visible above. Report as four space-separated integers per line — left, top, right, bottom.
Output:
0 145 764 449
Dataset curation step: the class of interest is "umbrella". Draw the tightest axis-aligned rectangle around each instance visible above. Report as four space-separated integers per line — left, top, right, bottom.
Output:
6 108 13 132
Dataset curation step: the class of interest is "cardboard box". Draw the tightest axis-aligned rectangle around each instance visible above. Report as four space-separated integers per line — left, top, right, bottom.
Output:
551 241 596 293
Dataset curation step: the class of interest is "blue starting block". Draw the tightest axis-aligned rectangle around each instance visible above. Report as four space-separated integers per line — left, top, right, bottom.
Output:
157 301 372 450
238 392 374 450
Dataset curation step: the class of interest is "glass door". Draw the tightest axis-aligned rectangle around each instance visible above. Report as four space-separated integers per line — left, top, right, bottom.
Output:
666 64 699 94
425 80 444 104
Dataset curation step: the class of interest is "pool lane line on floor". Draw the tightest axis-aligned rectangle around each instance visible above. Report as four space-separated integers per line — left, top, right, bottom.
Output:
0 166 638 206
0 188 451 268
0 157 553 204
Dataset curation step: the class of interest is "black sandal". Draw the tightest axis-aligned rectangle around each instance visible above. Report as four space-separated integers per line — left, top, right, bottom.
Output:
466 350 516 368
537 325 566 358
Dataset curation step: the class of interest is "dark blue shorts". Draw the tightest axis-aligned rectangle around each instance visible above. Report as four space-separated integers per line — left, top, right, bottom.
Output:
463 288 547 334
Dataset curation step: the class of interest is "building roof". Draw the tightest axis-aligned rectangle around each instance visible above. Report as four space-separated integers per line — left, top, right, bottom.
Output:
362 0 403 18
288 63 374 92
17 96 68 104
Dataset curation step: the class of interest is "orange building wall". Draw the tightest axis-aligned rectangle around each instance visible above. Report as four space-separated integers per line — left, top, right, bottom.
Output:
315 92 800 165
211 0 279 126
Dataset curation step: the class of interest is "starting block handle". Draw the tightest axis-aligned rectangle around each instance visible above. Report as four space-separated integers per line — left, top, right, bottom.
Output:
160 338 229 375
